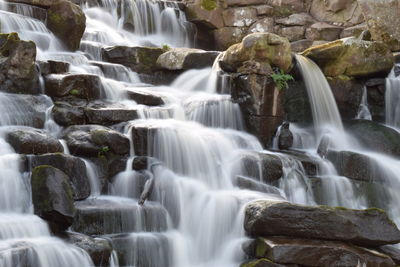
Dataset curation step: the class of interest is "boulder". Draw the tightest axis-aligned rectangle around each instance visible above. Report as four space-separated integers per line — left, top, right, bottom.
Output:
29 153 91 200
66 232 113 266
305 22 343 41
6 127 63 154
44 74 102 100
302 37 394 77
250 237 395 266
358 0 400 51
0 32 40 94
222 7 257 27
278 26 305 42
126 88 164 106
310 0 364 27
347 120 400 158
277 122 293 149
254 5 274 16
244 200 400 246
240 152 283 183
63 125 130 157
31 165 75 233
157 48 220 70
102 46 164 74
84 101 139 125
220 33 292 73
38 60 69 75
52 101 86 126
46 0 86 51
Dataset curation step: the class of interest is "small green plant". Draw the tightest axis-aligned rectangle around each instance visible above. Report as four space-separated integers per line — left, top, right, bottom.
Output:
98 146 110 157
69 89 80 96
271 69 294 90
162 44 171 51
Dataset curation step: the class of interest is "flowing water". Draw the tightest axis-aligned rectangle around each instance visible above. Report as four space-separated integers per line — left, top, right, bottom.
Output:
386 64 400 128
1 0 400 266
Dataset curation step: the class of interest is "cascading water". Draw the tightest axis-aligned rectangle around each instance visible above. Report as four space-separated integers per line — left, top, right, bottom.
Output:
386 64 400 128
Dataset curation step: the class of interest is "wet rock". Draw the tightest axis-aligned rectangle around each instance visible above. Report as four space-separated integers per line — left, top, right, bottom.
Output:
72 198 169 235
277 150 318 176
37 60 69 75
317 136 331 157
126 88 164 106
6 127 63 154
277 122 293 150
102 46 164 74
52 101 86 126
250 237 395 266
157 48 220 70
44 74 102 100
63 125 130 157
302 37 394 77
244 200 400 246
46 0 86 51
358 0 400 51
379 245 400 265
84 101 139 125
305 22 343 41
29 153 91 200
31 165 75 233
0 32 40 94
235 175 283 197
346 120 400 158
241 152 283 184
132 156 149 171
283 78 313 124
130 124 155 156
222 7 257 27
221 33 292 73
66 232 113 266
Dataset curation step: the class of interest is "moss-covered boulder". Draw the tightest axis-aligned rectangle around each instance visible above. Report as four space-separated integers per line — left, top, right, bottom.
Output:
358 0 400 51
31 165 75 233
46 0 86 51
220 33 292 74
102 46 164 74
302 37 394 77
185 0 224 29
0 32 40 94
244 200 400 246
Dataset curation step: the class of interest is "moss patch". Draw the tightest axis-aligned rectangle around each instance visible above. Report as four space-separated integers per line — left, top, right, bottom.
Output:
201 0 217 11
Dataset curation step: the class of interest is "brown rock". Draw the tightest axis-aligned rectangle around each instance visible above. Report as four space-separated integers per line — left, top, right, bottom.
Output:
279 26 305 42
222 7 257 27
213 27 247 51
248 18 275 34
305 22 343 41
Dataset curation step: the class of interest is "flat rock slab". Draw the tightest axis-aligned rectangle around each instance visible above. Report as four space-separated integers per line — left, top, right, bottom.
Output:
157 48 220 70
244 200 400 246
251 237 395 267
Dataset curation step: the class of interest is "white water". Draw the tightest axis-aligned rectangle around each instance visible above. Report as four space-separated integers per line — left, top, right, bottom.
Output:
357 86 372 120
386 64 400 128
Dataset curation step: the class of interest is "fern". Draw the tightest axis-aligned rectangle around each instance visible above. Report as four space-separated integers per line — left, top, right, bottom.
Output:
271 69 294 90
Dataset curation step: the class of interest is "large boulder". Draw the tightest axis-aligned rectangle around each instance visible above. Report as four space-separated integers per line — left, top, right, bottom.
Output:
220 33 292 73
102 46 164 74
244 200 400 246
249 237 395 266
44 74 102 100
29 153 91 200
46 0 86 51
358 0 400 51
63 125 130 157
0 33 40 94
156 48 220 70
31 165 75 233
6 127 63 154
302 37 394 77
346 120 400 158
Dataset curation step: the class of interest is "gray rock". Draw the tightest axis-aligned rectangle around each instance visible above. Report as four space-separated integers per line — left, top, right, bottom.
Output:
157 48 220 70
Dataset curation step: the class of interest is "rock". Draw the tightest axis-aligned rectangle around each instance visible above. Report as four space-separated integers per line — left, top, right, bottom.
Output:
278 26 305 42
126 88 164 106
0 32 40 94
276 13 315 27
302 37 395 77
341 23 368 38
102 46 164 74
66 232 113 266
241 152 283 183
46 0 86 51
346 120 400 158
290 39 313 53
221 33 292 73
248 18 275 34
132 156 150 171
250 237 395 266
241 258 286 267
317 135 331 157
244 200 400 246
268 0 307 16
283 78 313 124
130 124 155 156
72 198 169 235
255 5 274 16
44 74 102 100
235 175 283 197
38 60 69 75
278 122 293 150
213 27 248 51
6 127 63 154
185 0 224 29
305 22 343 41
52 101 86 126
277 150 319 176
31 165 75 233
222 7 257 27
63 125 130 157
157 48 220 70
358 0 400 51
29 153 91 200
7 0 60 8
379 245 400 265
226 0 265 7
310 0 364 27
84 101 139 125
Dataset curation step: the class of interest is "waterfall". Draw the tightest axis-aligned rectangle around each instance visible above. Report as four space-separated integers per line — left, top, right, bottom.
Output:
356 86 372 120
385 64 400 128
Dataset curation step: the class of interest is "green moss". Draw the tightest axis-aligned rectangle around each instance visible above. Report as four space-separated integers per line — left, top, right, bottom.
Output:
0 32 20 57
31 165 54 212
255 238 268 258
69 89 80 96
201 0 217 11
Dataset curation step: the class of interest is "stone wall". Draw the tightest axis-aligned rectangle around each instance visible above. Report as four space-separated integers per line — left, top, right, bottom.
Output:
183 0 366 51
